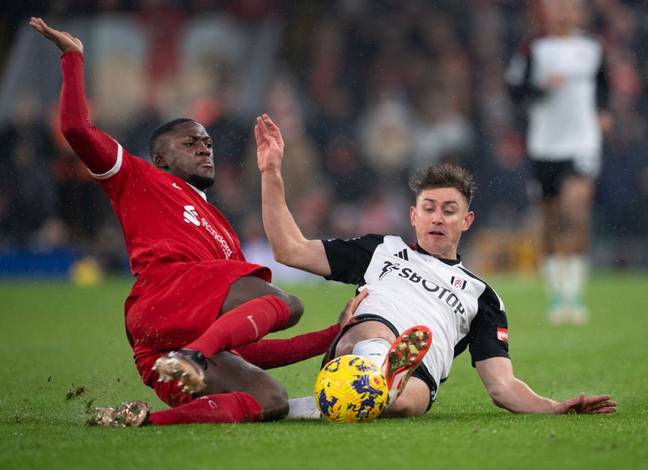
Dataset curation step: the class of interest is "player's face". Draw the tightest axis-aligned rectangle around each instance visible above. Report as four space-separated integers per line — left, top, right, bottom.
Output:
544 0 583 33
164 121 215 190
410 187 474 260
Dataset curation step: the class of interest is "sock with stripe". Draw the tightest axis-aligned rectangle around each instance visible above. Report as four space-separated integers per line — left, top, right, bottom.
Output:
184 295 291 358
352 338 391 369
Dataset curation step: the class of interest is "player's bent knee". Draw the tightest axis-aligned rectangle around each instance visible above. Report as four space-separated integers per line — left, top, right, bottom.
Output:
382 377 430 418
334 338 354 357
335 321 396 357
281 293 304 327
382 398 426 418
255 380 289 421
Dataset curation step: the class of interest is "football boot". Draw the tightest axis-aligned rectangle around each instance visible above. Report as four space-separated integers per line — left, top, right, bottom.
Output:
382 325 432 405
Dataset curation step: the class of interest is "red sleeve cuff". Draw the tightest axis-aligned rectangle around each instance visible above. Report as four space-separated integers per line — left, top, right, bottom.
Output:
61 50 84 62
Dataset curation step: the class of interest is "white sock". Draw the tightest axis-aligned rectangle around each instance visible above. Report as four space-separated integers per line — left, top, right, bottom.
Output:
543 255 565 305
563 255 588 306
286 396 321 420
352 338 391 368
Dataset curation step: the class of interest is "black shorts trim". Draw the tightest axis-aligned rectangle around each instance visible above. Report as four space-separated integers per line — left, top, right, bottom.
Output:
322 313 438 411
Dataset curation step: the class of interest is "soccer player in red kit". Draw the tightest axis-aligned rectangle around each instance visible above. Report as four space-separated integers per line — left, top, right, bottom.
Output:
30 17 343 427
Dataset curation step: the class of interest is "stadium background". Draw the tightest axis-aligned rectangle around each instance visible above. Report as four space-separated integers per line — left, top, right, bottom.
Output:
2 3 648 468
1 0 647 281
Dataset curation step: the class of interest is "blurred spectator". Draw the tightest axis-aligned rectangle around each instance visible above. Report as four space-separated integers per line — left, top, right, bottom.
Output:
359 93 413 187
0 94 57 244
1 1 647 275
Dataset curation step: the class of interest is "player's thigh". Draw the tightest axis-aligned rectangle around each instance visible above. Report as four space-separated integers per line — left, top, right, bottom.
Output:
222 276 303 320
381 377 430 418
560 175 594 214
199 351 289 419
335 320 397 356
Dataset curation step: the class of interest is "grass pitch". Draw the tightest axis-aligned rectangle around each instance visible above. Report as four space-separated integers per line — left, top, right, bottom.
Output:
1 274 647 469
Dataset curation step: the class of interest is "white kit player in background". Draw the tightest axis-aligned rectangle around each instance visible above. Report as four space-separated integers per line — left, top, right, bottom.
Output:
506 0 611 325
254 114 616 418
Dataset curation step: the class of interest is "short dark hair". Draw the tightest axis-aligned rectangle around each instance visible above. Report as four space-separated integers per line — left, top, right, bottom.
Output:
149 118 195 158
409 163 476 206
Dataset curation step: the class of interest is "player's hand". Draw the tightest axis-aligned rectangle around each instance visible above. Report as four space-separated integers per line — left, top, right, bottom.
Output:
337 289 368 328
545 74 565 91
598 111 613 135
554 393 617 414
255 114 285 173
29 17 83 54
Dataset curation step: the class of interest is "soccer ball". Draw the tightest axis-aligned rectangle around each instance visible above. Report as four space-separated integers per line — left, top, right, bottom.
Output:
314 355 389 423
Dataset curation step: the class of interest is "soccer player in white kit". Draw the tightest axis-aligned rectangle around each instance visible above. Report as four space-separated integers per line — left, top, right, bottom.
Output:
255 114 616 418
506 0 611 325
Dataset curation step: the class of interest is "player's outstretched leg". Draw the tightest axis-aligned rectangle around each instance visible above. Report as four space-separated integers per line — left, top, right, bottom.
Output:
89 400 150 427
152 349 208 393
382 326 432 404
153 278 304 394
88 393 264 427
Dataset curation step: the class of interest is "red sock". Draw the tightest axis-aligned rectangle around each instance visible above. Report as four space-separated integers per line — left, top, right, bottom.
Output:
235 324 340 369
147 392 262 425
184 295 291 357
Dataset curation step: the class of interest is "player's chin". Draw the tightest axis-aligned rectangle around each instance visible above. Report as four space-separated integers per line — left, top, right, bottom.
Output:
188 173 215 190
426 239 457 259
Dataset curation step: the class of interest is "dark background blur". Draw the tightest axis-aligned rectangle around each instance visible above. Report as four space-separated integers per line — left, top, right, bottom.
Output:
1 0 647 280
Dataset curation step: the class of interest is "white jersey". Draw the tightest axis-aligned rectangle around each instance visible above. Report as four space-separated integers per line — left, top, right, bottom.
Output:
506 33 608 176
323 235 509 400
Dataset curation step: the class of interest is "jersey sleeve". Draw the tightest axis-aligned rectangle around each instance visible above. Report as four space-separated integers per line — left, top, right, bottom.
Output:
506 39 546 104
595 37 610 111
59 51 125 179
322 234 384 284
467 285 510 366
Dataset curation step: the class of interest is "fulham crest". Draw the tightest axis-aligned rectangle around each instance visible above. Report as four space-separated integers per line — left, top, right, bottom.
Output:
450 276 467 290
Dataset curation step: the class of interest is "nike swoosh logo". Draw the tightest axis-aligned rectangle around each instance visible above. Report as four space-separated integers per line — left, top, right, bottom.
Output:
172 183 182 190
247 315 259 338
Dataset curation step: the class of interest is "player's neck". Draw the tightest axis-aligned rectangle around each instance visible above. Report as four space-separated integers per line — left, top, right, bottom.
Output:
414 243 461 265
548 26 578 37
186 181 207 201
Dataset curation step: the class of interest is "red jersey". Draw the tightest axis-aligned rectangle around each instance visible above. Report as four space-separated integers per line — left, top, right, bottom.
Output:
99 153 245 276
59 51 244 276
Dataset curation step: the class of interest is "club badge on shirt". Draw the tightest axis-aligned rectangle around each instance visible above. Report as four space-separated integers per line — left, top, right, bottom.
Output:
450 276 467 290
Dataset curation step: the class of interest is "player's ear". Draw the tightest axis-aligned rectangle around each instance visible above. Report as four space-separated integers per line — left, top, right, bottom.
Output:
463 211 475 231
154 153 169 169
410 205 417 227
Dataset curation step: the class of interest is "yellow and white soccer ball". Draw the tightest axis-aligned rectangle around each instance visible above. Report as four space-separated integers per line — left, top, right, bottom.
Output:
314 355 389 423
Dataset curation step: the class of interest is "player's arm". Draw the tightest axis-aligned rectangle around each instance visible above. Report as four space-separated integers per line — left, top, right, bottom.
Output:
595 40 613 134
30 17 123 177
255 114 331 276
475 356 617 414
506 40 549 104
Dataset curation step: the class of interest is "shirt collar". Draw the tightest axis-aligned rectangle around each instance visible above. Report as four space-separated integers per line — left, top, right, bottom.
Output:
414 243 462 266
186 182 207 201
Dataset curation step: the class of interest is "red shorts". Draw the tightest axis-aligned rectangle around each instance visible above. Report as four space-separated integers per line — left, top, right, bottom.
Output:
124 260 270 406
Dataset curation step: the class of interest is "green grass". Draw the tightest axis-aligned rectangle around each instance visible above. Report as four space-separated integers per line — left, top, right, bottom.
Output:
1 274 647 469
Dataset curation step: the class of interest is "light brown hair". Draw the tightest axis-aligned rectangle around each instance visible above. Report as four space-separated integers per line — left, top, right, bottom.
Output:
409 163 476 206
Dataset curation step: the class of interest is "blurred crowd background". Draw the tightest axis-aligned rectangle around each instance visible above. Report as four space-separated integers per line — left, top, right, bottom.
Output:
1 0 647 280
